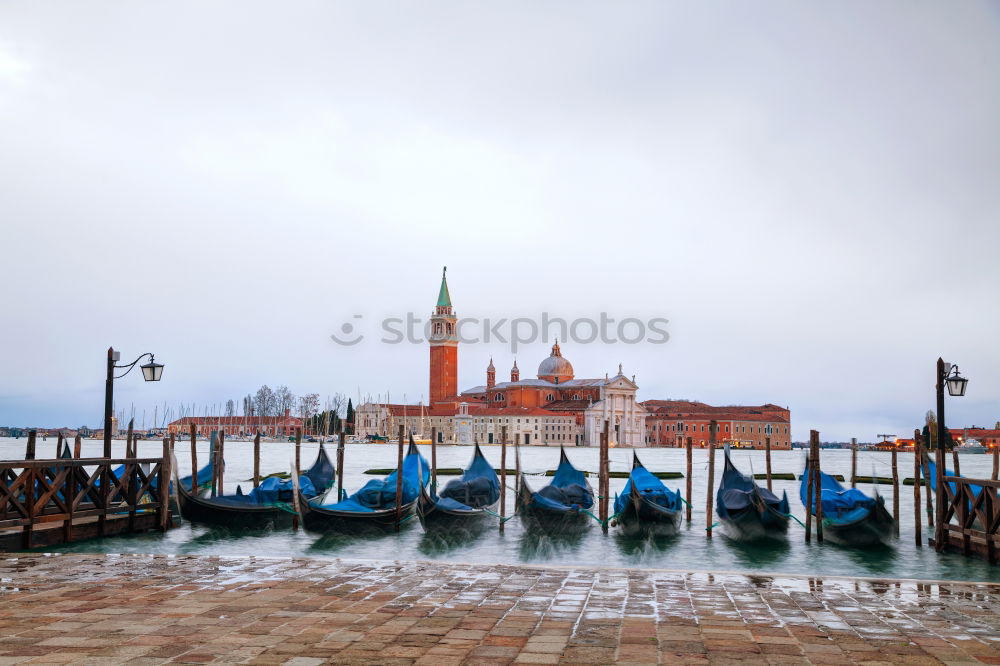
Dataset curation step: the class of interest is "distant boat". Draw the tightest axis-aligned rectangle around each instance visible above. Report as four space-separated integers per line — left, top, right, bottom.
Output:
177 444 335 528
613 453 683 537
799 462 894 547
301 436 430 531
517 447 594 531
417 443 500 530
716 449 789 540
956 441 988 454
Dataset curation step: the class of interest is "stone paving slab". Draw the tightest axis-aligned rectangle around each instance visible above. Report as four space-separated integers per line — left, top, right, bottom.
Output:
0 554 998 664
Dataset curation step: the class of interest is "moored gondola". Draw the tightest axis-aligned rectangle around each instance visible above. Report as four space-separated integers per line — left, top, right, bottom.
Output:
301 437 430 532
517 447 594 531
177 443 335 529
613 453 683 537
417 442 500 530
800 462 894 547
716 448 789 541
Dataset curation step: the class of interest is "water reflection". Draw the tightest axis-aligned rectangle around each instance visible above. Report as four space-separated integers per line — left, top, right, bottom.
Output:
614 532 680 564
418 520 493 556
306 520 417 554
836 541 898 575
177 524 279 553
518 525 587 562
724 535 791 569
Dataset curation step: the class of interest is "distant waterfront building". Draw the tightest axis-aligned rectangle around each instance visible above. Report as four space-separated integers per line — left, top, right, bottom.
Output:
642 401 792 449
167 410 302 438
950 427 1000 449
355 270 791 447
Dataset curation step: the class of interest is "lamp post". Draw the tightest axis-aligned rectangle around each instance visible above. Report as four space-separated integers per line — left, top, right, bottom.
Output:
935 357 968 452
104 347 164 458
934 357 967 551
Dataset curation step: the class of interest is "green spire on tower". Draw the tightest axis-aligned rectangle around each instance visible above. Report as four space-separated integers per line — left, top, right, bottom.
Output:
437 266 452 307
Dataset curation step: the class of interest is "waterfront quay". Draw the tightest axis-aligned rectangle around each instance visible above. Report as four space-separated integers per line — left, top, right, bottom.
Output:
1 554 999 665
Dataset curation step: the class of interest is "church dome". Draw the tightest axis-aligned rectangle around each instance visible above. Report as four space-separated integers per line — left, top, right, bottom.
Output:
537 341 574 383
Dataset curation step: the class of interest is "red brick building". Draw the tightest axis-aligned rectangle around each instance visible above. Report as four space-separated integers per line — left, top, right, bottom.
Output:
950 427 1000 448
642 400 792 449
167 411 302 438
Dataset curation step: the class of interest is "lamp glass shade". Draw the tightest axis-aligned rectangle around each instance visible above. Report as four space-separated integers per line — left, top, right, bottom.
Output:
946 374 968 397
141 361 164 382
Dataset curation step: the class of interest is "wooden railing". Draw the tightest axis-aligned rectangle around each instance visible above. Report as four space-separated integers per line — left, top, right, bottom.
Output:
0 451 172 550
935 472 1000 563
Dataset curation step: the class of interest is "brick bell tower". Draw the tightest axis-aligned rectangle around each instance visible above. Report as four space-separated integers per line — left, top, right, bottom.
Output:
429 267 458 405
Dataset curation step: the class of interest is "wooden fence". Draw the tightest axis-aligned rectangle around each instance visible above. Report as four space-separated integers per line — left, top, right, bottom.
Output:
933 473 1000 563
0 452 172 550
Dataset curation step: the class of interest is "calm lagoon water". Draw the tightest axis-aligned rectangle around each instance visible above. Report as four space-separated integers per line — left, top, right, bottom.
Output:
3 437 996 582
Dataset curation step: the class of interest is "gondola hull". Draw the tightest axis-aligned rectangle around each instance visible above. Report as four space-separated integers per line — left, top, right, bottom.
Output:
177 483 294 529
416 486 497 530
301 498 415 532
718 502 790 541
613 453 683 537
417 443 500 531
717 451 790 541
615 494 681 537
820 499 895 547
300 438 430 533
516 480 591 531
175 444 334 529
800 464 896 547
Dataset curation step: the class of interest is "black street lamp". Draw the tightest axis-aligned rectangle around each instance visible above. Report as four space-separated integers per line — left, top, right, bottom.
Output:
104 347 164 457
935 357 968 451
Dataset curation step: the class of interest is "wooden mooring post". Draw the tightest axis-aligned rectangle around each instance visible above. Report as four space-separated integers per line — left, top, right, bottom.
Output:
993 446 999 481
706 420 716 539
921 438 934 528
336 428 345 501
217 431 226 495
952 447 961 477
500 426 508 533
913 429 922 547
394 425 404 532
189 423 198 493
430 426 438 494
813 431 823 543
599 420 609 532
891 444 900 536
73 434 82 459
253 431 261 488
56 432 64 459
25 430 36 460
934 443 946 552
850 437 857 488
294 427 301 486
160 437 172 531
805 432 813 543
685 436 693 521
292 428 302 530
764 435 772 492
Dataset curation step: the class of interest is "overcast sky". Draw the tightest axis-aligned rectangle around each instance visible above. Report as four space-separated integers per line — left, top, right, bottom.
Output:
1 2 998 440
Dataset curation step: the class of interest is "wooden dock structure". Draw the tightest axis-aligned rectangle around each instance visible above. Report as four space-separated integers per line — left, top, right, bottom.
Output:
930 465 1000 563
0 449 173 551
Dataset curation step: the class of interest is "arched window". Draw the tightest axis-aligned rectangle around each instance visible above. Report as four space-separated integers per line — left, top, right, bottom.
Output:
546 393 554 401
434 323 442 335
573 394 579 400
494 394 503 401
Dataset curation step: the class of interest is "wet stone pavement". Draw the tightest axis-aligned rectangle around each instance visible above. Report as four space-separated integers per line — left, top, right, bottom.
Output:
0 554 999 665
